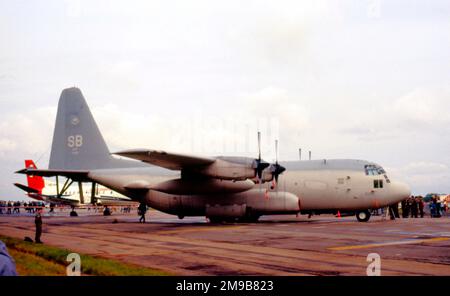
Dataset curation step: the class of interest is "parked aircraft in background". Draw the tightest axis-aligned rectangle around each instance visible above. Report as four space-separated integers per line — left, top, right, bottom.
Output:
17 88 410 222
15 160 134 207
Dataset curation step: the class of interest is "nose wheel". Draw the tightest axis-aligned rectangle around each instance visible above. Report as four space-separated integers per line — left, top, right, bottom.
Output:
356 210 371 222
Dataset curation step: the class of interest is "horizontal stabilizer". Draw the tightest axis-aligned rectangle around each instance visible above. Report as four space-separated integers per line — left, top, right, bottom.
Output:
16 168 90 181
114 149 215 170
14 183 39 193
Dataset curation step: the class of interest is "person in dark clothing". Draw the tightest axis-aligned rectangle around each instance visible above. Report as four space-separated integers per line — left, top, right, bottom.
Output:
410 198 418 218
417 196 424 218
103 205 111 216
404 198 411 218
35 208 43 244
433 198 441 218
138 203 147 223
401 200 406 218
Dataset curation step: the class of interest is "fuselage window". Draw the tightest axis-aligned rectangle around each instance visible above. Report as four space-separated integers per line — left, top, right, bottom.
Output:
374 179 384 188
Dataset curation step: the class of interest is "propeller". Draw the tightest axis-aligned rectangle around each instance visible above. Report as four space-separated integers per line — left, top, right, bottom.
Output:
269 139 286 184
252 131 270 181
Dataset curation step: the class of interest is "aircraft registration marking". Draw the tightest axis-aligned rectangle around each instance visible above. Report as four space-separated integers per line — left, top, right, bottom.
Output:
328 237 449 251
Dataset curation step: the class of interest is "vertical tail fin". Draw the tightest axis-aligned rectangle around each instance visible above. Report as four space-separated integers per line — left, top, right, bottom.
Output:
24 160 45 194
49 88 114 170
48 87 144 170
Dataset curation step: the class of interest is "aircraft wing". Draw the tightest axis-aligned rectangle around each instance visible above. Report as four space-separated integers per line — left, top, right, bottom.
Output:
16 168 90 181
113 149 215 170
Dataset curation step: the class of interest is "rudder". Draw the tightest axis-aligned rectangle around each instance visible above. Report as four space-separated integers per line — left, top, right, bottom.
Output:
25 160 45 194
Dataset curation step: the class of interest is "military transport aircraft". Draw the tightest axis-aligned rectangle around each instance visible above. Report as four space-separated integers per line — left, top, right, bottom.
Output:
17 88 410 222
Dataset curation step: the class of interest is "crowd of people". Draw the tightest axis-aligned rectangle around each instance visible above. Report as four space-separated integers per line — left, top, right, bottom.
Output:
0 200 45 215
401 196 426 218
385 195 448 219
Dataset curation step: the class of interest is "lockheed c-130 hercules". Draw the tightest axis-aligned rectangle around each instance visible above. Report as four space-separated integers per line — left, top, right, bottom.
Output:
17 88 410 222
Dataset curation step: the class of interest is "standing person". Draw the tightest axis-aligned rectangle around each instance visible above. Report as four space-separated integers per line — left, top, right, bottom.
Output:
440 201 446 216
103 205 111 216
6 202 12 215
404 197 411 218
401 200 406 218
430 198 436 217
417 196 424 218
35 208 43 244
433 197 441 218
410 197 418 218
138 203 147 223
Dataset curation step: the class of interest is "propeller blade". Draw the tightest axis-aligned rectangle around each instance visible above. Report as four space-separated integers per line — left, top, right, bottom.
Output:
254 160 270 179
270 139 286 185
257 131 261 161
253 131 269 181
274 165 286 183
275 139 278 164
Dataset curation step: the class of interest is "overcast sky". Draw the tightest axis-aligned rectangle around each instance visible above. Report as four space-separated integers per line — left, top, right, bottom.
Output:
1 0 449 200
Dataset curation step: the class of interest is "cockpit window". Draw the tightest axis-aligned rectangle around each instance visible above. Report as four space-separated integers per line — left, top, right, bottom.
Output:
364 164 385 176
374 179 384 188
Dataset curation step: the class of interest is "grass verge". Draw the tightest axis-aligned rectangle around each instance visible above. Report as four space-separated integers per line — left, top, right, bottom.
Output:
0 235 171 276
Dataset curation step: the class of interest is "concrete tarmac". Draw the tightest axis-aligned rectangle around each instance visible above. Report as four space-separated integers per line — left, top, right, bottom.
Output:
0 210 449 275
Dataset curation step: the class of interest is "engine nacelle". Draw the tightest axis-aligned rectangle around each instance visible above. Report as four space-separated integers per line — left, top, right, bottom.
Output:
189 157 257 181
151 178 255 195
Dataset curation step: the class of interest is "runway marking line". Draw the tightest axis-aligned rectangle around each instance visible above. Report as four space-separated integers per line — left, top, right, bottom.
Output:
328 237 449 251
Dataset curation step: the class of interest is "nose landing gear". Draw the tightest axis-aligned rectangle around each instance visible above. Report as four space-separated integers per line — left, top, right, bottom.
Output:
356 210 371 222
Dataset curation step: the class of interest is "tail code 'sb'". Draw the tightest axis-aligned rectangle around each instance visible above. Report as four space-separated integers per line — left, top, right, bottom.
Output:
48 87 143 170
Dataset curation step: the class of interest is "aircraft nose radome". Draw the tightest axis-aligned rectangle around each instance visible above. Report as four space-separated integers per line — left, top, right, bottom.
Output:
392 181 411 201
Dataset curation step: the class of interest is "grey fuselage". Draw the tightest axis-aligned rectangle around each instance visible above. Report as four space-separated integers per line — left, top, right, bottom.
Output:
87 159 410 219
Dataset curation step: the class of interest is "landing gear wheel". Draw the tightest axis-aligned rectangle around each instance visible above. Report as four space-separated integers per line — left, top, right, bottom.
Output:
356 210 371 222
